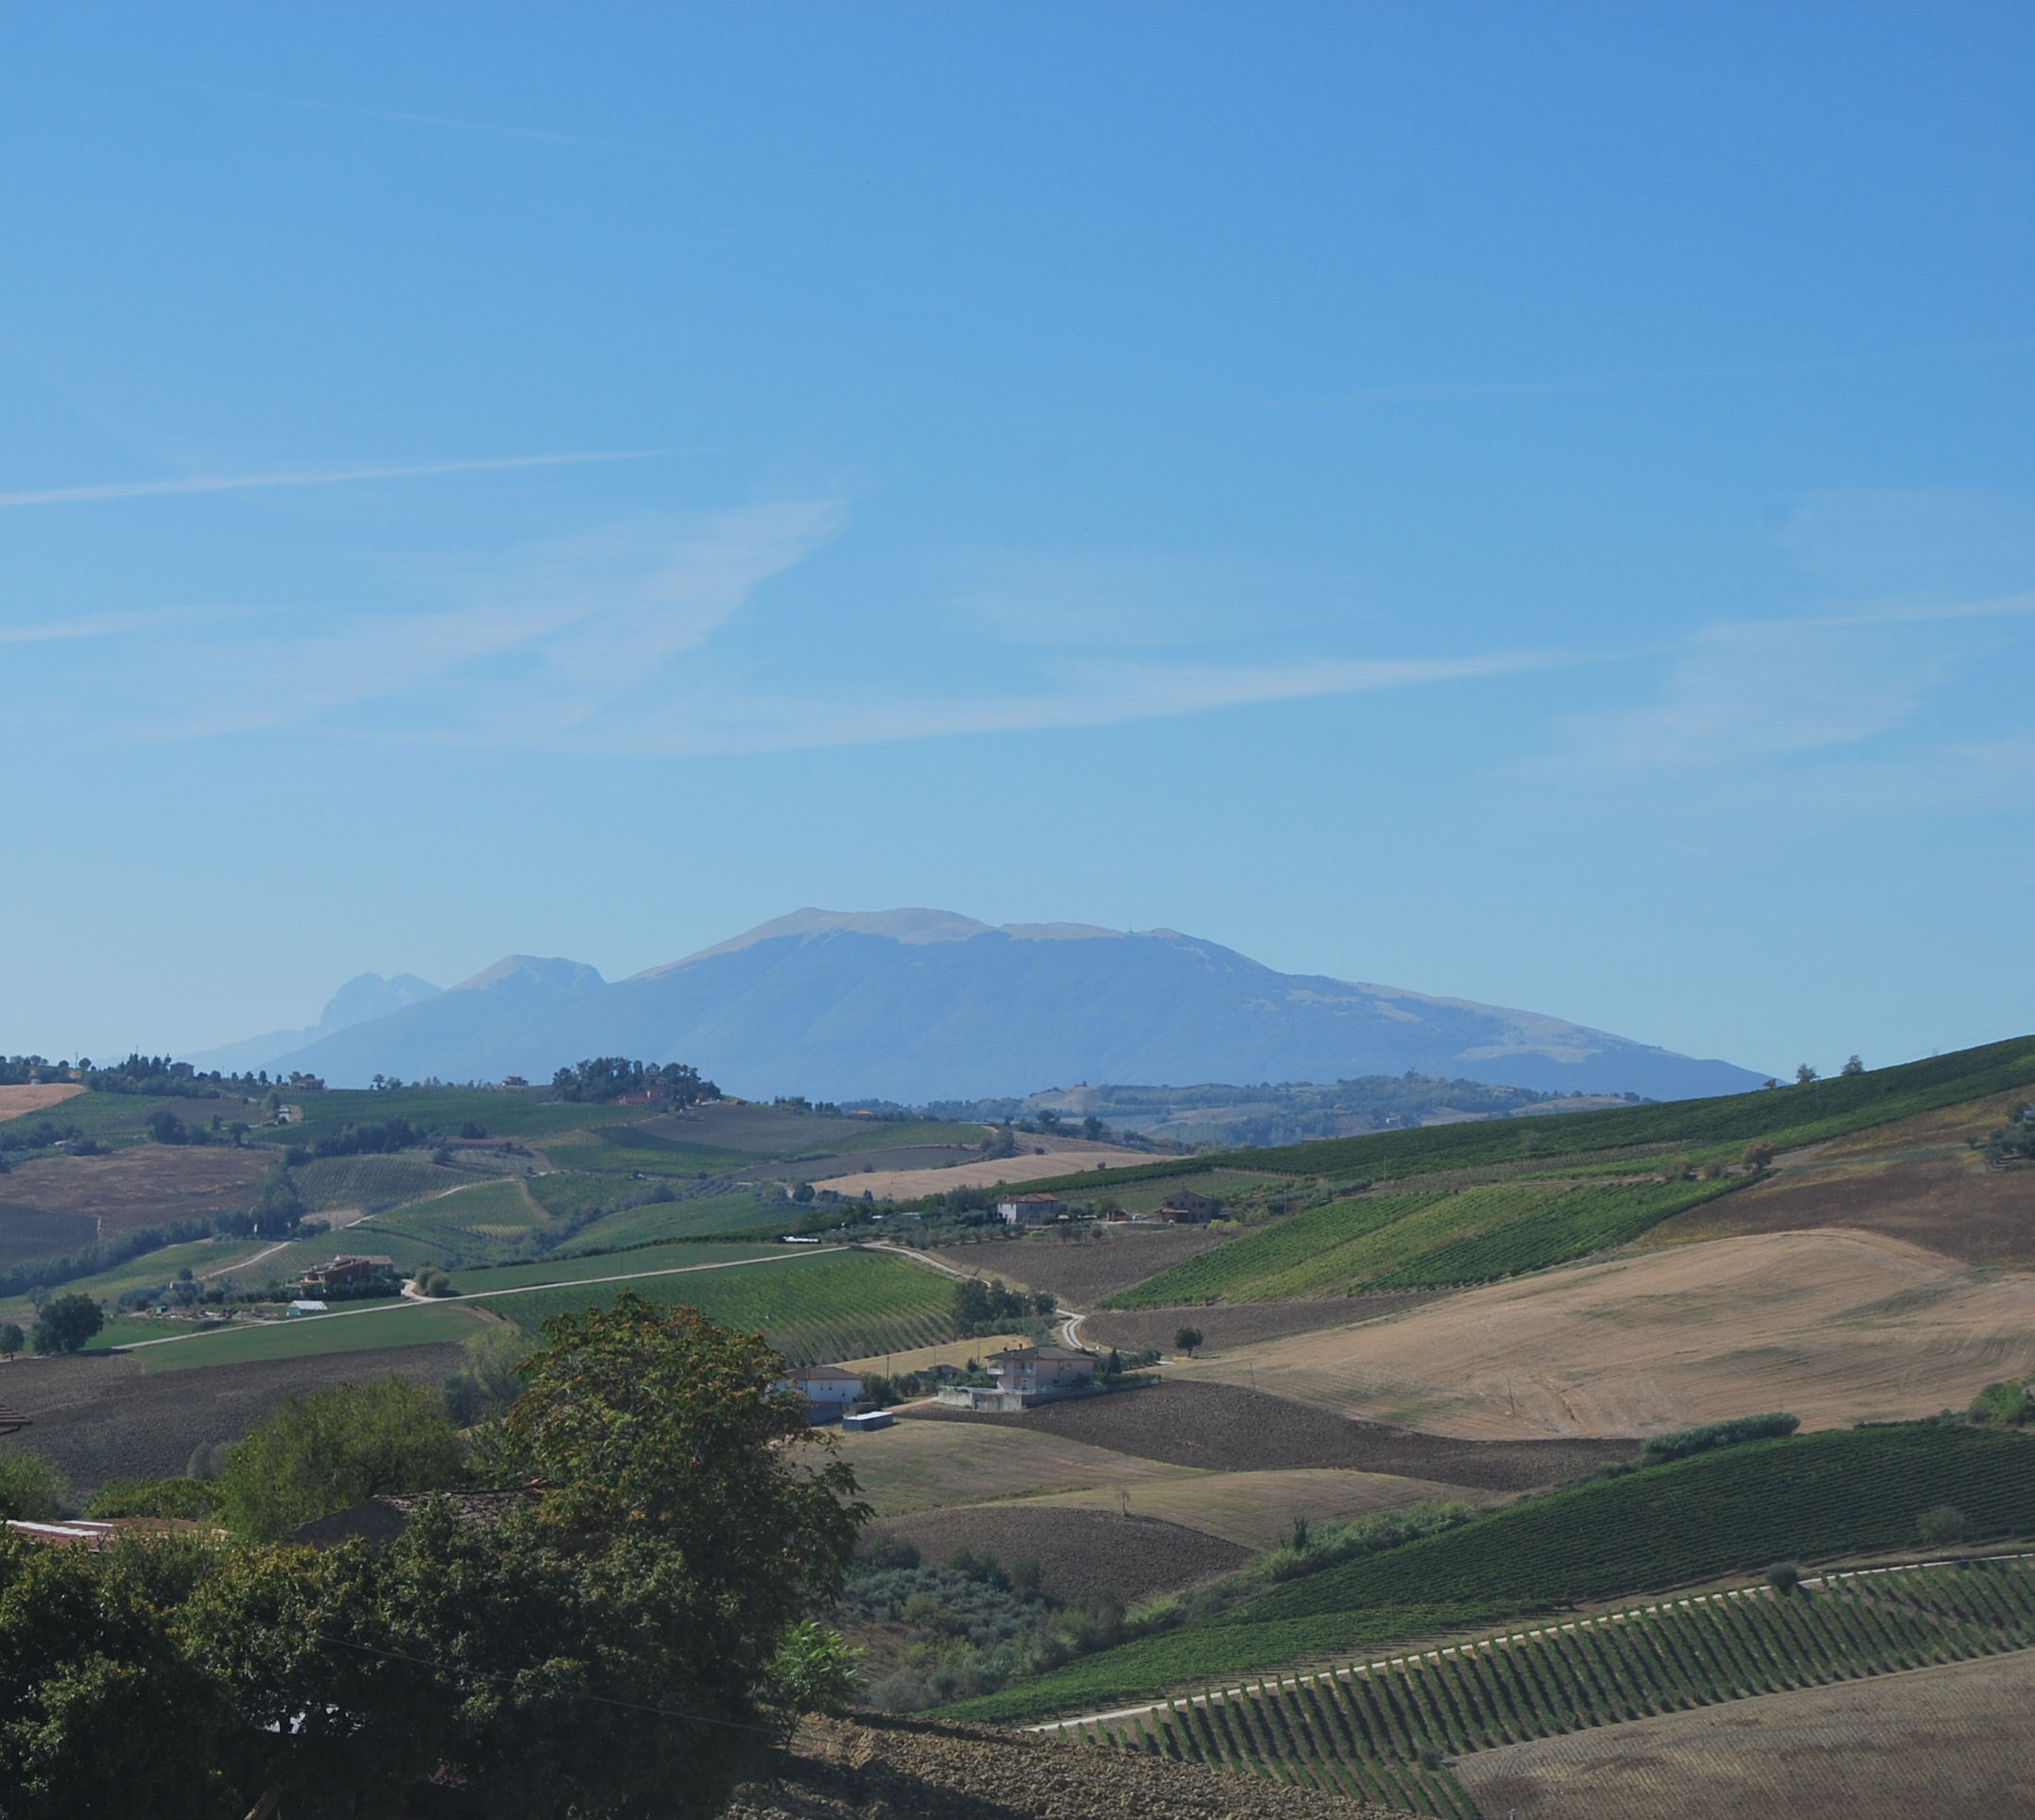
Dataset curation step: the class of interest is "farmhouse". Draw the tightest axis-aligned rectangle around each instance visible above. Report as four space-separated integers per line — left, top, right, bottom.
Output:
790 1364 866 1419
936 1343 1096 1412
296 1255 396 1296
996 1192 1066 1227
1156 1188 1221 1223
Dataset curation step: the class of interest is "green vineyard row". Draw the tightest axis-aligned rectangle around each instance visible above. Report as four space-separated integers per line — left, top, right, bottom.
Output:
1061 1556 2035 1819
1112 1174 1743 1305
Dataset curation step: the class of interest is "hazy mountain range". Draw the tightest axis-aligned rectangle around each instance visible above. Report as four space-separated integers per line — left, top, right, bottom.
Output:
190 908 1767 1103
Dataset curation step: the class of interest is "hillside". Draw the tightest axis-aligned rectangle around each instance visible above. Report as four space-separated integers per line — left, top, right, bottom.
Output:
239 908 1765 1099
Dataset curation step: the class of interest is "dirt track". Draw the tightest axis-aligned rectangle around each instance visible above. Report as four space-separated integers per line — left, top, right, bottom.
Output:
1168 1227 2035 1439
1454 1647 2035 1820
862 1505 1250 1605
0 1343 466 1488
899 1380 1630 1489
728 1713 1407 1820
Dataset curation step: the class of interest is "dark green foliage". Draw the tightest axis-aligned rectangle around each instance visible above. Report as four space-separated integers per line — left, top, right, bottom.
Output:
1970 1379 2033 1425
0 1323 21 1359
1174 1326 1203 1356
0 1452 69 1522
952 1275 1045 1335
29 1292 103 1354
1765 1558 1802 1594
1918 1503 1971 1545
214 1375 467 1541
86 1478 216 1520
549 1056 716 1105
1639 1411 1799 1464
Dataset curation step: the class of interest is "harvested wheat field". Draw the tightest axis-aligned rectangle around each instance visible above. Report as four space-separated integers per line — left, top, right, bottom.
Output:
840 1416 1193 1516
0 1083 85 1119
813 1137 1151 1201
1453 1647 2035 1820
1172 1228 2035 1438
861 1506 1250 1604
726 1713 1408 1820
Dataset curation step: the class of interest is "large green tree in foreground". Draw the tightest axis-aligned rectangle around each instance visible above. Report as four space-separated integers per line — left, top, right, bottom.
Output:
0 1293 866 1820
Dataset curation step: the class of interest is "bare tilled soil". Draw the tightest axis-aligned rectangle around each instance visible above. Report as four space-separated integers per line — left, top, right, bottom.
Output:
929 1228 1233 1307
0 1145 272 1242
1083 1295 1444 1356
727 1713 1406 1820
0 1343 466 1489
899 1380 1632 1490
860 1506 1250 1605
1453 1647 2035 1820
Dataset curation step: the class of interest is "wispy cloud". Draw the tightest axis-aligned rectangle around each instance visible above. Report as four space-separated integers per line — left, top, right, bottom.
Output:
0 450 673 508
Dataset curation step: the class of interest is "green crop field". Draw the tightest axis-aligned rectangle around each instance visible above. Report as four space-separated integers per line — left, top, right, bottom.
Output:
1062 1557 2035 1818
371 1178 544 1245
559 1191 798 1248
0 1235 278 1323
250 1088 644 1148
537 1124 761 1176
446 1241 781 1293
954 1425 2035 1723
1110 1176 1738 1304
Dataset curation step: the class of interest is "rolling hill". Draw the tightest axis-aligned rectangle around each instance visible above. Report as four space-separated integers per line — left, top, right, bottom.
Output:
239 908 1765 1100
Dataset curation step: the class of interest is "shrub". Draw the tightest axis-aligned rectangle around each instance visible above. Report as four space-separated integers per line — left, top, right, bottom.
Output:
0 1450 69 1520
1969 1380 2031 1426
1919 1503 1971 1546
860 1533 921 1571
1765 1559 1802 1595
1639 1412 1798 1466
87 1476 215 1520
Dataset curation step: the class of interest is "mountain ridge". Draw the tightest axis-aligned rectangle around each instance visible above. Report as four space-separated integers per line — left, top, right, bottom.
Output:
237 909 1766 1102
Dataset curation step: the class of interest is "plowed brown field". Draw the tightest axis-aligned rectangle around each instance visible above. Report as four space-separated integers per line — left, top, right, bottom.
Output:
0 1144 271 1240
1453 1647 2035 1820
1170 1227 2035 1437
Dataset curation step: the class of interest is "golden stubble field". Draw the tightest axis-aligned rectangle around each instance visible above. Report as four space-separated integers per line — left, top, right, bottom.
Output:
1453 1648 2035 1820
810 1135 1153 1200
1169 1228 2035 1438
0 1083 86 1119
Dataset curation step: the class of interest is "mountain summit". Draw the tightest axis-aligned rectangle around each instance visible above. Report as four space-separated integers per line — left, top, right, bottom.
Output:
242 909 1765 1102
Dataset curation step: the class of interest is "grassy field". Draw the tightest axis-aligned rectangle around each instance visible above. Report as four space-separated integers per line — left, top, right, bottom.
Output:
0 1234 278 1323
1111 1176 1739 1304
112 1244 954 1375
952 1424 2035 1722
129 1296 496 1370
492 1246 957 1365
536 1125 763 1176
1066 1557 2035 1819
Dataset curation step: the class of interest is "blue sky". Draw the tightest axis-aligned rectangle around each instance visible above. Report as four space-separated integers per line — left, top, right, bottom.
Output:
3 5 2031 1082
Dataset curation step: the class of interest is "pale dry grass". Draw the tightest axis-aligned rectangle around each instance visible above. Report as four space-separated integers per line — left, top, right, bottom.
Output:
1169 1228 2035 1438
1454 1647 2035 1820
811 1138 1151 1200
837 1417 1189 1516
1021 1466 1487 1550
0 1083 85 1119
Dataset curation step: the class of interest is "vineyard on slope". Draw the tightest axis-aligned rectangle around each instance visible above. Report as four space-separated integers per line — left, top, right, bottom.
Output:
1109 1176 1740 1305
1060 1556 2035 1819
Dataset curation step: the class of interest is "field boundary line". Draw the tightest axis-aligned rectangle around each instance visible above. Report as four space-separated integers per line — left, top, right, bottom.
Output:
114 1245 826 1352
1027 1549 2035 1733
